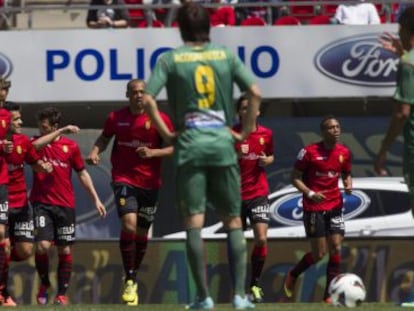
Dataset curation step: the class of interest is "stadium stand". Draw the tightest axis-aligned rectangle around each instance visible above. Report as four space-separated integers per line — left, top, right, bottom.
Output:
273 15 301 26
240 15 266 26
0 0 403 29
308 14 331 25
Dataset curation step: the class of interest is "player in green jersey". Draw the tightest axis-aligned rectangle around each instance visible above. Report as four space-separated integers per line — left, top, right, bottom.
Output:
374 9 414 306
143 3 260 309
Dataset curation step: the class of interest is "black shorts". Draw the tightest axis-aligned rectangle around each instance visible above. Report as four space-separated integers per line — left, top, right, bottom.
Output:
241 195 270 230
8 205 34 242
33 203 75 245
113 183 158 229
303 207 345 238
0 184 8 225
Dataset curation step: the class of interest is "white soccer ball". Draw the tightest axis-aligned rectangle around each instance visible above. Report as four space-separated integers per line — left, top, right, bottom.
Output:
328 273 366 307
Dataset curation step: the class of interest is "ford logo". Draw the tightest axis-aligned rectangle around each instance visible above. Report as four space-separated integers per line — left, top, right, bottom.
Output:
269 190 371 226
314 34 398 87
0 52 12 79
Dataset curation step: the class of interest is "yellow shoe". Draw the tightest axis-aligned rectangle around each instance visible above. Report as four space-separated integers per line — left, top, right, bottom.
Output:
126 294 138 306
122 280 138 304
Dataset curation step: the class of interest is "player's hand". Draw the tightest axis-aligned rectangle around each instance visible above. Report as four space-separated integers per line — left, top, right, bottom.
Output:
86 153 100 165
95 200 107 218
61 125 80 135
2 140 13 153
136 146 154 159
374 152 388 176
310 192 326 203
258 152 272 167
42 162 53 173
379 32 405 57
229 128 246 142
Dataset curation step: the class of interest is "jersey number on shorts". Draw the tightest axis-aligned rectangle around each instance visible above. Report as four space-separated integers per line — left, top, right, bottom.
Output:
195 65 215 109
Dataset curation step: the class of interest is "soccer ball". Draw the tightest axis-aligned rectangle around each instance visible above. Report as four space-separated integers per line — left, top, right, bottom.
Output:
328 273 366 307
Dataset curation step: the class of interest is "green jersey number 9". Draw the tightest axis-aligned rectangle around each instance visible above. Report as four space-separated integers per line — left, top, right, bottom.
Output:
195 65 215 109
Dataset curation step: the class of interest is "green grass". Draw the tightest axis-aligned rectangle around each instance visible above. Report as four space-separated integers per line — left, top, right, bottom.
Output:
5 303 406 311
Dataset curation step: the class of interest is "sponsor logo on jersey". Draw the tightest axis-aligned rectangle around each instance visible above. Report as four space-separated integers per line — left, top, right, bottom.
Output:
259 137 265 145
0 52 13 79
269 190 370 226
314 33 398 86
241 144 249 154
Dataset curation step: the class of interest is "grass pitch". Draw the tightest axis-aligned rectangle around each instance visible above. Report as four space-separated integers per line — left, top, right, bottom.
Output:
5 303 406 311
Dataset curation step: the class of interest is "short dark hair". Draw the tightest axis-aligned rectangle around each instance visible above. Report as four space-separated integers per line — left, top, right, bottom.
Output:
177 2 210 43
0 78 11 90
398 6 414 35
37 107 62 127
236 94 248 111
4 101 20 112
126 79 145 92
320 114 339 131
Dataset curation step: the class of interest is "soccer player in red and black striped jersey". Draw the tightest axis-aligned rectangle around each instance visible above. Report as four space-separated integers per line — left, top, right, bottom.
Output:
31 107 106 306
86 79 173 306
1 102 53 306
233 94 274 303
0 78 12 306
283 115 352 303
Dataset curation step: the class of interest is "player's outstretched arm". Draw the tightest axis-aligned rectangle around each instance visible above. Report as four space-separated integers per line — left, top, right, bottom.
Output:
77 169 107 218
32 125 80 151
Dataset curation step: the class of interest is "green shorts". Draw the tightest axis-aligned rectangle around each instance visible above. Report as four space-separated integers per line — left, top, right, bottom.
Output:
176 163 241 217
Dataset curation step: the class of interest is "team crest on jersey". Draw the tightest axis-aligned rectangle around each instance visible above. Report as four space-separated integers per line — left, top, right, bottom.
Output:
1 120 5 128
145 120 151 130
16 145 22 154
62 145 68 153
297 148 306 160
259 137 265 145
339 154 344 163
119 198 126 206
241 144 249 154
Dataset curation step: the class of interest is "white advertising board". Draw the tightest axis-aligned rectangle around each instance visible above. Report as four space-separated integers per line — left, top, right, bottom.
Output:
0 24 398 103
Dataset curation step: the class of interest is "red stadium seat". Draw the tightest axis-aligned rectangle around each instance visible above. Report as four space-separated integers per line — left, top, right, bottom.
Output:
322 1 338 16
240 16 267 26
273 15 301 26
287 0 317 23
136 19 164 28
124 0 146 27
308 15 332 25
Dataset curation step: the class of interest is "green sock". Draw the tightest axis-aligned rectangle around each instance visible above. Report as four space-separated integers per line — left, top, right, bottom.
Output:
227 228 247 296
186 228 209 299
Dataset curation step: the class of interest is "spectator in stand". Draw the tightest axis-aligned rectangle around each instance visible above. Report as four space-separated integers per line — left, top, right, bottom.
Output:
206 0 236 27
236 0 280 25
332 0 381 25
87 0 129 28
